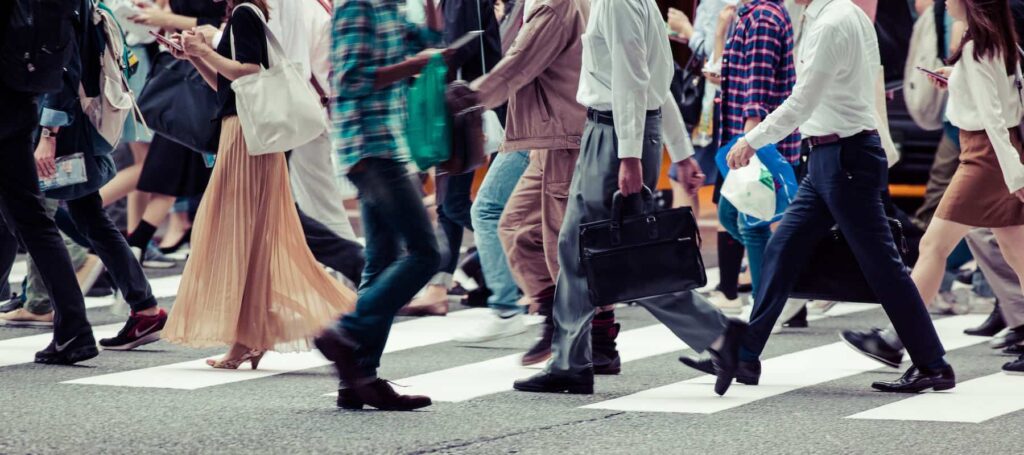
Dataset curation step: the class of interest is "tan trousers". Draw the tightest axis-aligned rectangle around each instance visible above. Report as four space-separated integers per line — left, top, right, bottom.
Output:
498 149 579 303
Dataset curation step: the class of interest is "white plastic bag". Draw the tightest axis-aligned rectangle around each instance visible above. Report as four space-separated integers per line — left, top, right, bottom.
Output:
482 109 504 153
721 155 777 221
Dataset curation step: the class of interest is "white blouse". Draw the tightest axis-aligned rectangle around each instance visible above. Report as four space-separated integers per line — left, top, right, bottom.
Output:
946 41 1024 193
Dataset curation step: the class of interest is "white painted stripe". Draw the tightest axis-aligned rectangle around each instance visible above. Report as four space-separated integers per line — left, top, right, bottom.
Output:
379 303 878 402
848 373 1024 423
0 324 122 368
65 309 539 390
7 261 27 287
582 314 987 414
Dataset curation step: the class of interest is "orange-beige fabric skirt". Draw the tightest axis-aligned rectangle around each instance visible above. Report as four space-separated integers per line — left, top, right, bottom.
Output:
935 128 1024 227
163 116 355 352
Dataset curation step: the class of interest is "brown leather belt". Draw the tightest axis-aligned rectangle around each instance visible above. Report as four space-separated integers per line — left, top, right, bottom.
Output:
803 129 878 148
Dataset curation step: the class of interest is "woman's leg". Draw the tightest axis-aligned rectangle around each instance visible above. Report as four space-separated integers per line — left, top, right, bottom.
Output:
912 217 974 306
126 142 152 233
127 194 175 251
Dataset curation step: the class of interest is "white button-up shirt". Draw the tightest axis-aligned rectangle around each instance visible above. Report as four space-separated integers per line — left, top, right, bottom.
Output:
577 0 694 162
745 0 879 150
947 41 1024 193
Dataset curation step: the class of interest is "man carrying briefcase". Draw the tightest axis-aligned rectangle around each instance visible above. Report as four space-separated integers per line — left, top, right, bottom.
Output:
512 0 747 397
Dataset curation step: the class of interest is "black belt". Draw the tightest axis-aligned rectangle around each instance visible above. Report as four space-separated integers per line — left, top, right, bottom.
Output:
803 129 878 148
586 108 661 126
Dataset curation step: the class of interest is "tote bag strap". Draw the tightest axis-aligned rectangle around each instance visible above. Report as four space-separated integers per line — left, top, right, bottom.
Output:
229 3 288 70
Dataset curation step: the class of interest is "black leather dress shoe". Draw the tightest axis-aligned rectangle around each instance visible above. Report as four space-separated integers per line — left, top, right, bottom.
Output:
513 370 594 394
339 379 432 411
678 356 761 385
1003 355 1024 375
708 318 747 396
990 327 1024 350
840 329 904 368
871 365 956 393
964 303 1006 337
1003 344 1024 356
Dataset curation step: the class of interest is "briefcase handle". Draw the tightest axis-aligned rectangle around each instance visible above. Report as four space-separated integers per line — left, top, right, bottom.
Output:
609 187 658 245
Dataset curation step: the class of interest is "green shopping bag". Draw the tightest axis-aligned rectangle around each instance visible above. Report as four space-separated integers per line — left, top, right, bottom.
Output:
406 54 451 170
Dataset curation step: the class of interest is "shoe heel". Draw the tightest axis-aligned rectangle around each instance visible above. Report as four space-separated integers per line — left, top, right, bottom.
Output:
567 384 594 394
338 399 364 410
250 353 265 370
738 376 759 386
933 382 955 392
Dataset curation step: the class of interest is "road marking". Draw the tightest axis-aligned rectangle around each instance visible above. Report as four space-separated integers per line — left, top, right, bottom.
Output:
0 324 121 368
372 304 877 402
7 260 27 286
64 309 539 390
582 314 987 414
847 373 1024 423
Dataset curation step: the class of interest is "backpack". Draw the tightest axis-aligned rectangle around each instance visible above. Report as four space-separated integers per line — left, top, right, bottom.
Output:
903 5 946 131
0 0 79 94
79 0 144 148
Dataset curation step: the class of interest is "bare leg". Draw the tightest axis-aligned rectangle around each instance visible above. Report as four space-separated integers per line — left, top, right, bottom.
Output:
126 142 152 232
159 210 192 249
138 194 176 232
911 217 974 305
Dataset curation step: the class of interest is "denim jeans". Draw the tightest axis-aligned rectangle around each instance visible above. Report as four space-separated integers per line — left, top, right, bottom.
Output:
717 198 771 296
471 151 529 312
430 171 475 288
340 159 440 377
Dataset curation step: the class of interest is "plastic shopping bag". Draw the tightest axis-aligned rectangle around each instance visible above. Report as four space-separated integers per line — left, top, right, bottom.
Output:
406 54 451 171
716 136 799 227
720 154 777 221
482 109 504 153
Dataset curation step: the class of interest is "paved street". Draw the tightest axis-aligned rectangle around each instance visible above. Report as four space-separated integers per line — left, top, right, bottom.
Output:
2 256 1023 455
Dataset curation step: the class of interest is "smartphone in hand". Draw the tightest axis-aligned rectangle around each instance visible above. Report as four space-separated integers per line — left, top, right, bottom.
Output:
916 66 948 83
149 30 183 52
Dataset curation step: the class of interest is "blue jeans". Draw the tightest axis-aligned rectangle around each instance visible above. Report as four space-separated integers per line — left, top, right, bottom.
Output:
430 171 475 287
717 198 771 296
340 159 440 377
471 151 529 312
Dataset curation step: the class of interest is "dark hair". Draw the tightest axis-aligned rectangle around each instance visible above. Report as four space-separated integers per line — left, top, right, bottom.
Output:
228 0 271 22
949 0 1020 74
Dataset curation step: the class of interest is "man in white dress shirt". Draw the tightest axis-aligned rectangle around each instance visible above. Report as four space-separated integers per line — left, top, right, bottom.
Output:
512 0 746 397
723 0 954 393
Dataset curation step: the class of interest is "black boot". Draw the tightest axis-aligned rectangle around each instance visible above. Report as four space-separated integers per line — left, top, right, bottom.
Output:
522 314 554 366
964 302 1006 337
592 315 621 375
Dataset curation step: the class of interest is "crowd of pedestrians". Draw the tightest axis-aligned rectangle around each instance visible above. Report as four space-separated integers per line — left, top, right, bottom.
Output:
1 0 1023 411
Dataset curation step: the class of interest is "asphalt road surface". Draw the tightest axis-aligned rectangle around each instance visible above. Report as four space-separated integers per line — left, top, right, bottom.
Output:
2 256 1022 455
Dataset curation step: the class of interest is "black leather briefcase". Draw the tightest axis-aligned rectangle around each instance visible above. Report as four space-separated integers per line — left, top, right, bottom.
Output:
790 218 910 303
579 189 707 307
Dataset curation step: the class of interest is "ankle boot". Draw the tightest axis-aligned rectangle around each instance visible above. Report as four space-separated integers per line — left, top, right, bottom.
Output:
522 314 554 366
592 318 621 375
964 302 1006 337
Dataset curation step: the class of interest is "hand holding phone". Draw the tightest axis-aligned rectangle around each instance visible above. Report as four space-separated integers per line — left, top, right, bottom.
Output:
149 30 183 52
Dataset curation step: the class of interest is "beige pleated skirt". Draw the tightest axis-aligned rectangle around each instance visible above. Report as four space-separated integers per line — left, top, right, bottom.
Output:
163 117 355 352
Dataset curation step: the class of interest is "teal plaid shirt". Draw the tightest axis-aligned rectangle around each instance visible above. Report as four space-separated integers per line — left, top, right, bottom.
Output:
331 0 438 173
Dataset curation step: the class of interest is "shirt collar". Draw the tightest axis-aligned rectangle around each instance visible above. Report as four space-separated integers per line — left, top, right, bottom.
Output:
805 0 840 18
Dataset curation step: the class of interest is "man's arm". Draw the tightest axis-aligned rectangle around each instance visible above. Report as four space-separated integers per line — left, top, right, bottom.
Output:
468 5 569 109
607 1 652 160
739 16 786 130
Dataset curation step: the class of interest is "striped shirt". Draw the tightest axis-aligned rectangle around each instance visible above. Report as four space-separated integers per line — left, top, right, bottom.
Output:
719 0 800 163
331 0 439 173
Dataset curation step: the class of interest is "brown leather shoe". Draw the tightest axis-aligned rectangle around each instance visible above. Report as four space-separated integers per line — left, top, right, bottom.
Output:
397 296 449 316
345 379 432 411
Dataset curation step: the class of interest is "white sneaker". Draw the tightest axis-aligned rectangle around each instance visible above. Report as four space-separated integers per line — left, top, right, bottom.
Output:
453 313 527 343
706 291 746 315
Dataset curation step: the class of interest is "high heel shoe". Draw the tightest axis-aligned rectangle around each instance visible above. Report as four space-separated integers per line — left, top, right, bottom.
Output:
206 349 266 370
159 228 192 255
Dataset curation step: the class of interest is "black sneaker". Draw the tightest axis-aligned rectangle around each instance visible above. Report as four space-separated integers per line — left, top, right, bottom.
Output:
840 328 905 368
99 309 168 350
35 333 100 365
1003 355 1024 375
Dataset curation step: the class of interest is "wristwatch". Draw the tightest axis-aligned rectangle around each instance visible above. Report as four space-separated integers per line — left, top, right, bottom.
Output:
40 127 56 139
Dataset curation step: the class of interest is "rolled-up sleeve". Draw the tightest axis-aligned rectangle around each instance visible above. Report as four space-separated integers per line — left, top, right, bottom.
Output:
332 1 378 99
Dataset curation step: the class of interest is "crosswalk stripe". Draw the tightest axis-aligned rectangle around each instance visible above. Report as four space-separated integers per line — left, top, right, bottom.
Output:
379 303 877 403
847 373 1024 423
63 309 540 390
0 324 122 368
581 314 987 414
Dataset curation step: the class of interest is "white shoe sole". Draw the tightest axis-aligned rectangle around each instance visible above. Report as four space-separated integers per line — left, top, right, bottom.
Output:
1004 370 1024 376
101 332 161 351
453 325 528 343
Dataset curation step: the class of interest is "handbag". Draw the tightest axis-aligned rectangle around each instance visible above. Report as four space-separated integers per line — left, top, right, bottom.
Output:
671 50 706 130
407 53 452 170
229 4 328 156
138 53 220 154
790 218 911 304
442 81 486 175
579 188 707 307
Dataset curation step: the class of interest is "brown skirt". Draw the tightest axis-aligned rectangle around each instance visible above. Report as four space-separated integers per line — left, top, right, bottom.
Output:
163 117 356 352
935 128 1024 227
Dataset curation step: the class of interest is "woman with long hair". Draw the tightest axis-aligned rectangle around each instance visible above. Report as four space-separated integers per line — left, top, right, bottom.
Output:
162 0 355 368
844 0 1024 379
